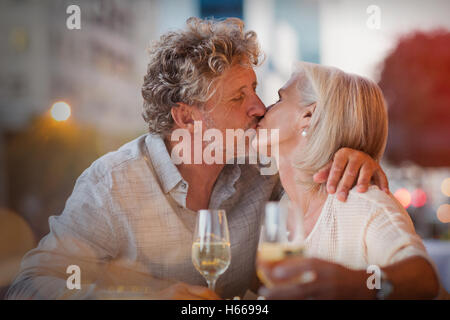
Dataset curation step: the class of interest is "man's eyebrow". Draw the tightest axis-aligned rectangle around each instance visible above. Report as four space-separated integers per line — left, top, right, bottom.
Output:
230 82 258 95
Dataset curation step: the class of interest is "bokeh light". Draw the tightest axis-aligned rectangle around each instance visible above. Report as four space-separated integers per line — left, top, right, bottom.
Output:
394 188 412 208
50 101 71 122
411 189 427 208
441 178 450 197
437 204 450 223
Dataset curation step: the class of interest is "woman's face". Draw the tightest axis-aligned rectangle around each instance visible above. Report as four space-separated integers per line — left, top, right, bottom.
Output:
254 75 310 152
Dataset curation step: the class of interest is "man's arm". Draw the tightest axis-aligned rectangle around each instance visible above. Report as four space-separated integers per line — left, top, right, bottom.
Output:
313 148 389 202
271 148 389 202
6 166 220 300
6 169 118 299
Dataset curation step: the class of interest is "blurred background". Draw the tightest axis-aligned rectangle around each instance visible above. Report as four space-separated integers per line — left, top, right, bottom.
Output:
0 0 449 297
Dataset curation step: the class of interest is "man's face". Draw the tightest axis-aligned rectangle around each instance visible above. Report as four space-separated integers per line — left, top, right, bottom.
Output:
202 64 266 131
200 64 266 159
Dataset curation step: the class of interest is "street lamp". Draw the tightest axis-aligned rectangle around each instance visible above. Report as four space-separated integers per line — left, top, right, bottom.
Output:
50 101 71 122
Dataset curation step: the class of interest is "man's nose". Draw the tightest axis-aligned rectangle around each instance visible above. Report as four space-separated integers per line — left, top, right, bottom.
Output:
247 95 266 118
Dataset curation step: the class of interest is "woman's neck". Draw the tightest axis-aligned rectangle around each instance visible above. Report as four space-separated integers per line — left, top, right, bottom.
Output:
277 143 328 237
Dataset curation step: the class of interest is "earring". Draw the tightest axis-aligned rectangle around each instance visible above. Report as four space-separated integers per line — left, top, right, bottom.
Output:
301 130 307 137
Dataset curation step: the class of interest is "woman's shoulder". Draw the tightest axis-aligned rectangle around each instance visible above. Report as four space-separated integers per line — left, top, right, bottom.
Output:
346 185 405 214
331 185 417 234
330 185 411 223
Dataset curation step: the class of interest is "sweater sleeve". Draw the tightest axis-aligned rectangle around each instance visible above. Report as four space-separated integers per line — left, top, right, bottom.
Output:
364 204 431 267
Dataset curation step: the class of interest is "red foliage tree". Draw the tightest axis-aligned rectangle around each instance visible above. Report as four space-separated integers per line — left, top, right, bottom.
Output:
379 29 450 167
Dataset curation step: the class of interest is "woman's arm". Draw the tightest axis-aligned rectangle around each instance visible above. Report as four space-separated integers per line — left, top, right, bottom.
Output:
374 255 440 299
257 255 440 299
258 198 441 299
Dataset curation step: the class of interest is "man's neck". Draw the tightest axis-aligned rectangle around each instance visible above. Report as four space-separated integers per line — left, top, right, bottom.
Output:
165 137 225 211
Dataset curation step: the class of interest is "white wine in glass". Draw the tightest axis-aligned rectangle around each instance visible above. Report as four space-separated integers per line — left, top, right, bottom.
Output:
257 201 305 288
192 210 231 292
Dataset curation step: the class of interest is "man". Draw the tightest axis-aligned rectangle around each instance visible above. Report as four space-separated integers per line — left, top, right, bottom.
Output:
7 17 388 300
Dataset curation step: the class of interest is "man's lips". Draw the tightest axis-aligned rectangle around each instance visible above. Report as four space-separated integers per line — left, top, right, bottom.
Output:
255 118 263 129
248 121 259 130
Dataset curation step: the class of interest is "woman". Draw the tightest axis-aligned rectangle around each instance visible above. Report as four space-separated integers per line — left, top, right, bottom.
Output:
253 61 442 299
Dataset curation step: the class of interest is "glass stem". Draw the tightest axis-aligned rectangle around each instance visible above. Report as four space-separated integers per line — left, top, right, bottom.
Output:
207 278 217 292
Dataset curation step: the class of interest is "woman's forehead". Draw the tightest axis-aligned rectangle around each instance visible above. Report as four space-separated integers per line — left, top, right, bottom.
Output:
281 75 301 94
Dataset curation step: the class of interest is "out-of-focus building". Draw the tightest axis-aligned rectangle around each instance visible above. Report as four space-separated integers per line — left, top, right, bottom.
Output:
0 0 320 133
0 0 158 134
244 0 320 106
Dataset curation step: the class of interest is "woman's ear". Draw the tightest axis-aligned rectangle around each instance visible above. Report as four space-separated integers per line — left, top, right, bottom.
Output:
303 103 316 120
171 103 196 132
298 103 316 131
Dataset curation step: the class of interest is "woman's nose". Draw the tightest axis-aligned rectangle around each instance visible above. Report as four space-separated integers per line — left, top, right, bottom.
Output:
265 104 275 113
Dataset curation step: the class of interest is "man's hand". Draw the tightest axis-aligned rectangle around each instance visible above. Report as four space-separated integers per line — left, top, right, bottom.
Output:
258 257 374 300
156 282 222 300
313 148 389 202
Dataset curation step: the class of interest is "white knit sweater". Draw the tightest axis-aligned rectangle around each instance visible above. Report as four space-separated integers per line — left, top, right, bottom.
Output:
283 186 431 270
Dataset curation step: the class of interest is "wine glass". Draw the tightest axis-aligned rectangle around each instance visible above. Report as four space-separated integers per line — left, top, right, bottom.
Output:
192 209 231 292
256 200 306 288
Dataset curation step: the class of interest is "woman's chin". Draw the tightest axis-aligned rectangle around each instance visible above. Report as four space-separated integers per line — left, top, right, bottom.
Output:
251 136 272 157
250 135 259 152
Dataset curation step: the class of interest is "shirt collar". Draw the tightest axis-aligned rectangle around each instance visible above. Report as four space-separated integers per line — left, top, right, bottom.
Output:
144 133 243 203
145 133 184 194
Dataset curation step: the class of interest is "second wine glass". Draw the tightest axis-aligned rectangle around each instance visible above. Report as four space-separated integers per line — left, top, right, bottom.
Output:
256 200 306 288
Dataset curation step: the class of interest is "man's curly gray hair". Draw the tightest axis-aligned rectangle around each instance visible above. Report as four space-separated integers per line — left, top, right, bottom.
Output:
141 17 261 136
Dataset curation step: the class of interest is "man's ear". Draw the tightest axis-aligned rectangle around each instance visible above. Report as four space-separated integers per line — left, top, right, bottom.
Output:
171 103 196 132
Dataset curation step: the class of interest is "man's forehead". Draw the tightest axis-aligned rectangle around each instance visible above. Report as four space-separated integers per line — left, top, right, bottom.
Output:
221 65 257 92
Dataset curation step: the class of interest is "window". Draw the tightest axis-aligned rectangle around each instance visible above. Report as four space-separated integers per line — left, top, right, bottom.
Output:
200 0 243 19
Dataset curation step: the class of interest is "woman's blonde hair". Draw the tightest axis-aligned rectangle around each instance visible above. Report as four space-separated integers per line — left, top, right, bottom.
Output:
292 62 388 191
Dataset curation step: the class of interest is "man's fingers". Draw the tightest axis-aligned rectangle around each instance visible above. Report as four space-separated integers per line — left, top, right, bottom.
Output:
356 163 374 193
185 285 221 300
259 282 319 300
335 158 362 202
326 156 348 194
313 162 332 184
373 168 390 193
